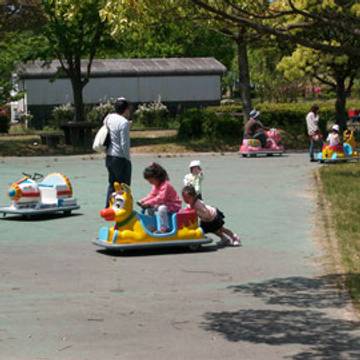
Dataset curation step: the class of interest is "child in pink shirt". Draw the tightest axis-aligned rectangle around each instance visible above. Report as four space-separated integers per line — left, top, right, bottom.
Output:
139 162 181 232
182 185 240 246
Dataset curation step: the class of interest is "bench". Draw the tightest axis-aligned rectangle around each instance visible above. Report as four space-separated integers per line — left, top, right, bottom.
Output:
40 133 64 148
60 122 97 148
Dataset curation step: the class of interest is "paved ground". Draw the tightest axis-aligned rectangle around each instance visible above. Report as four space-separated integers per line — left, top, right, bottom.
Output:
0 153 359 360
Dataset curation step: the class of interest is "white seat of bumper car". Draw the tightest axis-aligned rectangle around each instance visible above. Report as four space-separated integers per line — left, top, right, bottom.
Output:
40 187 58 205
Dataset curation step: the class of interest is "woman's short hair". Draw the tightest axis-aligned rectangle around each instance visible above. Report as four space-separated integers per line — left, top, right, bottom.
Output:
311 104 319 113
114 97 129 114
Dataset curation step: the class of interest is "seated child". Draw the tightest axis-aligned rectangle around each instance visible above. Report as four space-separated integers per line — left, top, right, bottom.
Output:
181 185 240 247
139 162 181 232
327 124 341 148
183 160 204 199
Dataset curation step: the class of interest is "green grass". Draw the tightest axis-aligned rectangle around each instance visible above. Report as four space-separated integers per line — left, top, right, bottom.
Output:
319 164 360 308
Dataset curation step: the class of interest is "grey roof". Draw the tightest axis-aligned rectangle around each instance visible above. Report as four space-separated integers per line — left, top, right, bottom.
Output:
18 58 226 79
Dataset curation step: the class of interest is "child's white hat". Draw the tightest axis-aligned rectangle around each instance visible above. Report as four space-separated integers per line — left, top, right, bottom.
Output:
332 124 340 132
189 160 201 168
249 109 260 119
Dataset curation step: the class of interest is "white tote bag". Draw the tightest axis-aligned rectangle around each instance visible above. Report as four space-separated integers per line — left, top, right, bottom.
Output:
92 117 110 152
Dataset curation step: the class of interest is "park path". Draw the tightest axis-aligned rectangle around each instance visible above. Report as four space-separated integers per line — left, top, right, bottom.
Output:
0 153 359 360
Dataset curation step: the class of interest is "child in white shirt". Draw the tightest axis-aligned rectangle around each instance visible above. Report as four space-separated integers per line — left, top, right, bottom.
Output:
327 124 340 147
183 160 204 199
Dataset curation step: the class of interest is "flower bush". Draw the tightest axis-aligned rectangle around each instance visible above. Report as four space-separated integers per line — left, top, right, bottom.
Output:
18 112 33 128
87 100 114 125
133 99 170 128
50 103 74 128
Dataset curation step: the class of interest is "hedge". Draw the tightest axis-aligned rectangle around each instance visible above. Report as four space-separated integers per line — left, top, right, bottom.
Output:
178 100 360 149
177 109 242 141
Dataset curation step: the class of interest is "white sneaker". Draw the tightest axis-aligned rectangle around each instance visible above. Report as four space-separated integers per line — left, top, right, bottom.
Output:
231 234 241 247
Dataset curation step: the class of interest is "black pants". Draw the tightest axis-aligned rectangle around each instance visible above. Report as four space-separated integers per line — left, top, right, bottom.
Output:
253 131 267 148
105 156 132 207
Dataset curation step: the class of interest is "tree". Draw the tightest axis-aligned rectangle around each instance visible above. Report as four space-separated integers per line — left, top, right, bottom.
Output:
187 1 360 127
38 0 113 122
99 13 234 71
101 0 263 121
249 42 298 103
0 31 46 105
0 1 46 105
189 0 360 58
0 0 45 37
145 1 257 120
278 46 360 126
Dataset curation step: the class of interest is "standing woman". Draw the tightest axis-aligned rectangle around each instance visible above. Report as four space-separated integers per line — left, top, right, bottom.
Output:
306 104 322 162
105 97 132 206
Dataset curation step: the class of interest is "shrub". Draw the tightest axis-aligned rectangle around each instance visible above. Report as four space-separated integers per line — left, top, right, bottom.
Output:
177 109 205 140
178 100 360 148
0 107 10 133
203 112 242 139
178 101 350 148
87 100 114 125
207 103 243 114
133 99 170 128
50 103 74 128
18 112 33 128
208 101 355 148
177 109 242 141
256 102 334 139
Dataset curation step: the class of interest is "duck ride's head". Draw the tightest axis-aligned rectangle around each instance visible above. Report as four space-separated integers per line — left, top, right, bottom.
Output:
100 182 134 223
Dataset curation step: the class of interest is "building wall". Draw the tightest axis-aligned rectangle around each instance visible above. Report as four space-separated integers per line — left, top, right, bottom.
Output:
21 75 221 105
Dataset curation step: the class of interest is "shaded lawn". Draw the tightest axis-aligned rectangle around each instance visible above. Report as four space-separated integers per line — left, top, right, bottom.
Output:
319 163 360 308
0 130 241 156
0 134 90 156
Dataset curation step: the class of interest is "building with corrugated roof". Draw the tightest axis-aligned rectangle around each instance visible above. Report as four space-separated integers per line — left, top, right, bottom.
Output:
17 58 226 128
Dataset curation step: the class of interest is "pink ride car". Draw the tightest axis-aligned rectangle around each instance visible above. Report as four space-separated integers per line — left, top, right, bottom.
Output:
240 129 284 157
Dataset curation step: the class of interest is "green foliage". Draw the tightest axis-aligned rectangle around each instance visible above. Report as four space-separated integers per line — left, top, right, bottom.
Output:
207 103 243 114
203 112 242 139
87 100 114 125
249 43 300 103
277 45 360 109
133 100 170 128
18 112 34 128
50 103 74 129
177 108 242 141
177 109 205 140
39 0 111 122
0 107 10 133
0 31 46 105
100 8 234 71
179 100 360 148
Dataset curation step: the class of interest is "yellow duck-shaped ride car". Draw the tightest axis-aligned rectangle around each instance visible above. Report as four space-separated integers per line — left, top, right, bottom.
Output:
95 182 206 249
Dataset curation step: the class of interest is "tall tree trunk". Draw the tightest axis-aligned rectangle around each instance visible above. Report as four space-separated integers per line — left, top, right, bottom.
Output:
72 78 84 123
237 32 252 124
334 76 347 130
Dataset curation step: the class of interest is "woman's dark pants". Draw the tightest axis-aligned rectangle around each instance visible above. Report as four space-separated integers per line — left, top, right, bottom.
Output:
105 156 132 207
309 138 323 160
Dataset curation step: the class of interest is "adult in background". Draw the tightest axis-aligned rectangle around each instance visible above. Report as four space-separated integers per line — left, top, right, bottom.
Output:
306 104 322 162
105 97 132 207
244 109 267 147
